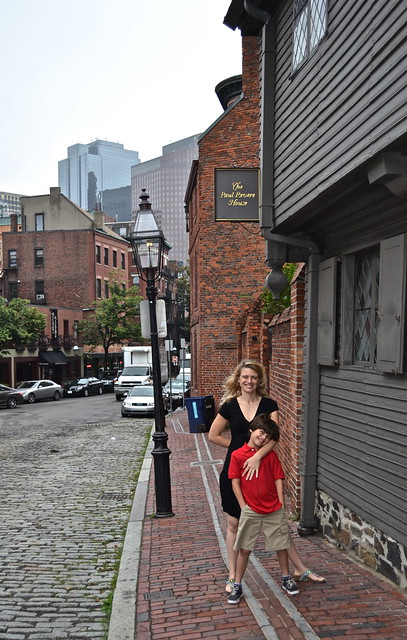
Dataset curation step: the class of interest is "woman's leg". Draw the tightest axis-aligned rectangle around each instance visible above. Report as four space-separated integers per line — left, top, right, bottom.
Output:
287 541 326 582
225 514 239 592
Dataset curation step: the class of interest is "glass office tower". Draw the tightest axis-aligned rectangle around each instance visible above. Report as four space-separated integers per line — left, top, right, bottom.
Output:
58 140 139 215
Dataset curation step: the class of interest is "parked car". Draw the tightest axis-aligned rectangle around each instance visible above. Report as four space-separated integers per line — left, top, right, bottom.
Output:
163 378 191 409
17 379 63 403
0 384 24 409
63 377 104 398
99 372 117 393
176 371 191 382
121 385 168 417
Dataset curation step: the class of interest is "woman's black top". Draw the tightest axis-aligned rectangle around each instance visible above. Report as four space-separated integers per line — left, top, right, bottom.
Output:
218 396 278 518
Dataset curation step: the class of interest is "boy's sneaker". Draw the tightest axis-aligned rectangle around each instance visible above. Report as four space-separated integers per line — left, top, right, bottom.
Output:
282 577 299 595
227 583 243 604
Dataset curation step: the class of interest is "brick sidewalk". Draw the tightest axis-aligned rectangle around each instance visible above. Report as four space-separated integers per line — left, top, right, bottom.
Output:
133 409 407 640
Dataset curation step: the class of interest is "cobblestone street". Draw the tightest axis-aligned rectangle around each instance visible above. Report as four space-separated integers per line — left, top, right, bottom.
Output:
0 415 151 640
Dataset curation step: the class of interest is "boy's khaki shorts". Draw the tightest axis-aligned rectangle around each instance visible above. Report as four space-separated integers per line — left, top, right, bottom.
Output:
233 505 291 552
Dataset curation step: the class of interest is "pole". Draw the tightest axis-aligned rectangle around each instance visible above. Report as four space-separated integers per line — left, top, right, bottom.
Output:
146 276 174 518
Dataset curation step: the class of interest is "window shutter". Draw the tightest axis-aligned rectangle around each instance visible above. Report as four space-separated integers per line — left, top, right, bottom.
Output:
377 234 406 373
317 257 337 366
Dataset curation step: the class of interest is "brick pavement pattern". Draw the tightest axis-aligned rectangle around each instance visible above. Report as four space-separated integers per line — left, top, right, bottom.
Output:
0 417 150 640
134 409 407 640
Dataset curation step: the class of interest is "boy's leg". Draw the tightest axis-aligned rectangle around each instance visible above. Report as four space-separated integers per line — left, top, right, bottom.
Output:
227 549 251 604
276 549 289 576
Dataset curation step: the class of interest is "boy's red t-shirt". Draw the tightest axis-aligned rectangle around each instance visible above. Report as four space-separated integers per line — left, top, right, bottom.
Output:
228 443 285 514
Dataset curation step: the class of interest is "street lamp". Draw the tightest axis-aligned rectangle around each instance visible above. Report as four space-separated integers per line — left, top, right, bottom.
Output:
129 189 174 518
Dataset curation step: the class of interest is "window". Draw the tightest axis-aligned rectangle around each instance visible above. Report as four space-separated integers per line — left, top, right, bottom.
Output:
8 249 17 268
317 234 407 374
121 252 126 269
293 0 328 70
9 282 18 299
35 247 44 266
104 247 109 266
104 281 109 298
96 278 102 298
96 245 101 264
73 320 79 339
113 250 117 268
353 251 380 365
35 280 45 302
35 213 44 231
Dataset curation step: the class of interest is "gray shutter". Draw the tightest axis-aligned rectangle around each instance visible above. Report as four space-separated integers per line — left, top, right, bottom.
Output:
317 257 337 366
377 234 406 374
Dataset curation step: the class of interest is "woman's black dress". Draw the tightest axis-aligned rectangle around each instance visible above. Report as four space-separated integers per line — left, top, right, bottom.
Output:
218 396 278 518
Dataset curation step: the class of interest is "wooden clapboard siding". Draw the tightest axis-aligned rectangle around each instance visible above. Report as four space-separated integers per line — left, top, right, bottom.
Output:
318 367 407 545
273 0 407 224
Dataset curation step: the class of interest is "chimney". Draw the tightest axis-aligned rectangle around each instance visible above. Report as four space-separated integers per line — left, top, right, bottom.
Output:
215 75 243 110
94 210 105 229
10 213 18 232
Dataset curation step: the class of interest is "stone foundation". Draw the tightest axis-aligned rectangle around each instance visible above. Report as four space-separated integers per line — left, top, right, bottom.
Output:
316 491 407 590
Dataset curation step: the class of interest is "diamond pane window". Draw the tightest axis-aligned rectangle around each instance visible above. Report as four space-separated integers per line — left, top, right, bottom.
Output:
354 252 379 364
293 0 328 70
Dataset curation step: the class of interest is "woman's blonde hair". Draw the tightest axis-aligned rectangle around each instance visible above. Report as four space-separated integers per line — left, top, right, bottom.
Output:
220 359 268 405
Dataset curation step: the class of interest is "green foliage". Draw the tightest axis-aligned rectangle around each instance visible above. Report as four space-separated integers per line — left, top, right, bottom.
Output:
177 264 190 342
0 297 47 356
260 263 297 315
80 284 143 365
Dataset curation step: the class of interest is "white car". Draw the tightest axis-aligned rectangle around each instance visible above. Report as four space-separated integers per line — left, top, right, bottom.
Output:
121 385 168 417
17 379 63 403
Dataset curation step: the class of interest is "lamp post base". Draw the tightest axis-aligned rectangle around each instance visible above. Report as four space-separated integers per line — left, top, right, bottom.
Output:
151 430 174 518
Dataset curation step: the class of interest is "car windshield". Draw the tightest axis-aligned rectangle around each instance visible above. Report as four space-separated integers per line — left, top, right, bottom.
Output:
18 381 37 389
166 380 185 389
122 366 150 376
76 378 90 384
128 386 154 397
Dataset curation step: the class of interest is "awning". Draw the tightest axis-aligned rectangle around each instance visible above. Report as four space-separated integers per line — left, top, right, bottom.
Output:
39 351 67 366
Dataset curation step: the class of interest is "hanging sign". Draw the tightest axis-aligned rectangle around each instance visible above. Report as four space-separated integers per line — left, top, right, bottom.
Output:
215 168 259 221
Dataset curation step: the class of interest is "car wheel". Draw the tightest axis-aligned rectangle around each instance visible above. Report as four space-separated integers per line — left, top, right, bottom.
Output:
53 391 61 401
28 393 36 404
98 386 103 395
7 397 17 409
84 388 89 397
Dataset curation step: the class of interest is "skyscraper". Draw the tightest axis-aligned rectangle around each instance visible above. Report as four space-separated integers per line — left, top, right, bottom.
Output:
58 140 139 217
131 134 199 264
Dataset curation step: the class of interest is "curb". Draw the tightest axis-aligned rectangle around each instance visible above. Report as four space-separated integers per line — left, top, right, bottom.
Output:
107 430 153 640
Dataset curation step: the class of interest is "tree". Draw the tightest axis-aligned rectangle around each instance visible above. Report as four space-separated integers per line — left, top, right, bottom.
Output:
176 264 190 342
0 297 47 356
260 263 298 315
79 284 143 369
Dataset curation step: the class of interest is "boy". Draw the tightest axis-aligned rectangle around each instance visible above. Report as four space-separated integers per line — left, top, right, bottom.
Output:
227 413 299 604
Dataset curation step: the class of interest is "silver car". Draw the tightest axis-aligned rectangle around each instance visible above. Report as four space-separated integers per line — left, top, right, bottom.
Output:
17 379 63 403
121 385 168 417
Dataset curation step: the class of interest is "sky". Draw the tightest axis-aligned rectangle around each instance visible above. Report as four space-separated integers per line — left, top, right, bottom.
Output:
1 0 242 196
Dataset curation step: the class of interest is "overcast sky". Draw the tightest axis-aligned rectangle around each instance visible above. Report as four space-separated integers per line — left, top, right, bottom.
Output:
1 0 242 196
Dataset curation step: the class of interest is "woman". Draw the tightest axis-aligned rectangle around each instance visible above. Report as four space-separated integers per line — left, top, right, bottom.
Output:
209 359 325 592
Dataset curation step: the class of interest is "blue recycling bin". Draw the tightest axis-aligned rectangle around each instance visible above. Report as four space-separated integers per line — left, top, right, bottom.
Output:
185 395 215 433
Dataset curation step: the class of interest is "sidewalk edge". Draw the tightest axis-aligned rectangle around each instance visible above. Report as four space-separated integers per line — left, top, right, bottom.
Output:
107 429 154 640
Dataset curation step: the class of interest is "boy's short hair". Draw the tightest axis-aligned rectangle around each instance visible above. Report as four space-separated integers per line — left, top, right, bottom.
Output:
250 413 280 442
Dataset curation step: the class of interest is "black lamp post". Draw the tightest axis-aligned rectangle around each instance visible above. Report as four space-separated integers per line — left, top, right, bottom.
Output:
129 189 174 518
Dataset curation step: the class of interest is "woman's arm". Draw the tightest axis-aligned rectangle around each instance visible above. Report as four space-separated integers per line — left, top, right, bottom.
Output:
208 413 231 449
242 409 279 480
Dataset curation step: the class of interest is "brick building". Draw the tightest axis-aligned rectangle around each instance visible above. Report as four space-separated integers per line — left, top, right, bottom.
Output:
186 37 268 402
0 188 132 386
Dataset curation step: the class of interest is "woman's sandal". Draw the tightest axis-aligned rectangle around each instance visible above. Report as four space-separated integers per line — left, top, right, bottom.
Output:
225 578 235 593
293 569 326 583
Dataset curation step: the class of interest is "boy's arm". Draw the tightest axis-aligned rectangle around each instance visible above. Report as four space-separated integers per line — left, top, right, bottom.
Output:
275 478 284 507
231 478 247 510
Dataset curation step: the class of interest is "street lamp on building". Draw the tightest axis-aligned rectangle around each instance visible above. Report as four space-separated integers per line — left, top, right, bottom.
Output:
129 189 174 518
